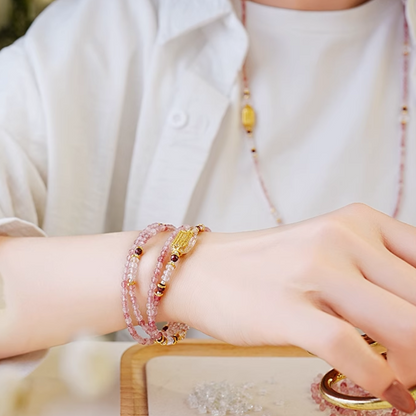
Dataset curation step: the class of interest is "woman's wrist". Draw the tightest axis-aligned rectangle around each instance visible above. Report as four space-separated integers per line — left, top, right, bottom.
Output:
135 228 202 327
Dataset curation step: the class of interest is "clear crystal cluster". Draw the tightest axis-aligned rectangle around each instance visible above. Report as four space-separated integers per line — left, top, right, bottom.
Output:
187 381 270 416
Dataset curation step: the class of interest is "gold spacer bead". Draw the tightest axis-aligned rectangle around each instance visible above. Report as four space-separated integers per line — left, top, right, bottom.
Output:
127 280 136 286
154 291 164 298
196 224 205 232
155 335 165 345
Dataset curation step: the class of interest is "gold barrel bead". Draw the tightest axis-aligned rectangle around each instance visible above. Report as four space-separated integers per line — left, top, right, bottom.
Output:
242 104 256 133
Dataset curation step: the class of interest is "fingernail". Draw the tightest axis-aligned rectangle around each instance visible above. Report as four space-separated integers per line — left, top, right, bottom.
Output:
382 380 416 414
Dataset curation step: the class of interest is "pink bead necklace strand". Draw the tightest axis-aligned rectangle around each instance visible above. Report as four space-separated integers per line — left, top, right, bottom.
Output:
120 222 176 345
240 0 411 225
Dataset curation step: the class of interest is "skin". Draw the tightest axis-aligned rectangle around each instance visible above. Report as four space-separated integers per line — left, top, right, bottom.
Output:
1 204 416 412
0 273 5 310
248 0 370 11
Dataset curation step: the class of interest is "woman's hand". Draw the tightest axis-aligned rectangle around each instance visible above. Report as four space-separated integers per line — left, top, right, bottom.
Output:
173 203 416 413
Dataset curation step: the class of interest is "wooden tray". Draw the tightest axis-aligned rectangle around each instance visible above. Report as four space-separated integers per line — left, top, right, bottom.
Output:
120 339 310 416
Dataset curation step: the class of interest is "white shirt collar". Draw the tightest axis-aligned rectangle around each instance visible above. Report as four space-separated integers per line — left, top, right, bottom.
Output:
157 0 236 44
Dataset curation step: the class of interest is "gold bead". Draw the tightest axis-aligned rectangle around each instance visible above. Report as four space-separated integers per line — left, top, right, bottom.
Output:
196 224 205 232
242 104 256 133
168 261 177 269
155 335 166 345
127 280 136 286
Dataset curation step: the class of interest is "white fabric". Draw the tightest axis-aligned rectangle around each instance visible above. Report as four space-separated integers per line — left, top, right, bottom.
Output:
0 0 415 344
0 0 415 240
190 0 414 229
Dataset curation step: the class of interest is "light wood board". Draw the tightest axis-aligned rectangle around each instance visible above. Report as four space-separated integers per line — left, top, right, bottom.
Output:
120 339 313 416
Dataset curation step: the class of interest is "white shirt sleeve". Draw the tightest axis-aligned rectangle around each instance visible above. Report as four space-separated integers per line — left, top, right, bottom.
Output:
0 35 48 366
0 37 47 238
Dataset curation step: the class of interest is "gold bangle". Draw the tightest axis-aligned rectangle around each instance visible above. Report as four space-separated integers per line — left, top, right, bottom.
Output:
320 335 416 410
320 369 416 410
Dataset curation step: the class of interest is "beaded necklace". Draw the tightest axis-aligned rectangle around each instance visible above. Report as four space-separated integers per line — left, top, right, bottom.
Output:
240 0 410 225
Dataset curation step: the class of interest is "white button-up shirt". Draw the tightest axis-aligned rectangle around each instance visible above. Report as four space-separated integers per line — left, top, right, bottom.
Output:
0 0 416 237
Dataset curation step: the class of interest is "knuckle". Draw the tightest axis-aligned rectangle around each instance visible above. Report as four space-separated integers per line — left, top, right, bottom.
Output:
312 217 353 246
341 202 373 217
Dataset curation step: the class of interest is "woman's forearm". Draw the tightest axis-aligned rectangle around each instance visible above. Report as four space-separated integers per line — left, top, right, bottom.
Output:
0 231 182 358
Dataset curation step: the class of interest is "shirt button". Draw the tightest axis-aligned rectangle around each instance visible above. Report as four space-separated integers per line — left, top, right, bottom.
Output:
168 110 188 129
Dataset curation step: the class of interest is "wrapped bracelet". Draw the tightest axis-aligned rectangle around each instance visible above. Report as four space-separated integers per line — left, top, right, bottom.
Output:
121 223 209 346
152 224 210 346
120 223 176 345
144 226 182 340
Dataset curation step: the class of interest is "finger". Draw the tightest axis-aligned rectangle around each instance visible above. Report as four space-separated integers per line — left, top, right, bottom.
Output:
380 216 416 268
286 304 416 413
325 275 416 388
355 241 416 307
340 204 416 268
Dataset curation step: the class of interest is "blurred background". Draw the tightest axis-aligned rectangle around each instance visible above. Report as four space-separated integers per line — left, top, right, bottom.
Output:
0 0 54 50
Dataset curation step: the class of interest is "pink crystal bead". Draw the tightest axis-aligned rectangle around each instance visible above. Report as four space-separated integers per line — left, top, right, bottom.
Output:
121 223 176 345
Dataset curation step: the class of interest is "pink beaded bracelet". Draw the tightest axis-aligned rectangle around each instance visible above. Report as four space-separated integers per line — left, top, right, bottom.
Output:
120 223 176 345
144 226 182 341
152 224 210 346
121 223 209 346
